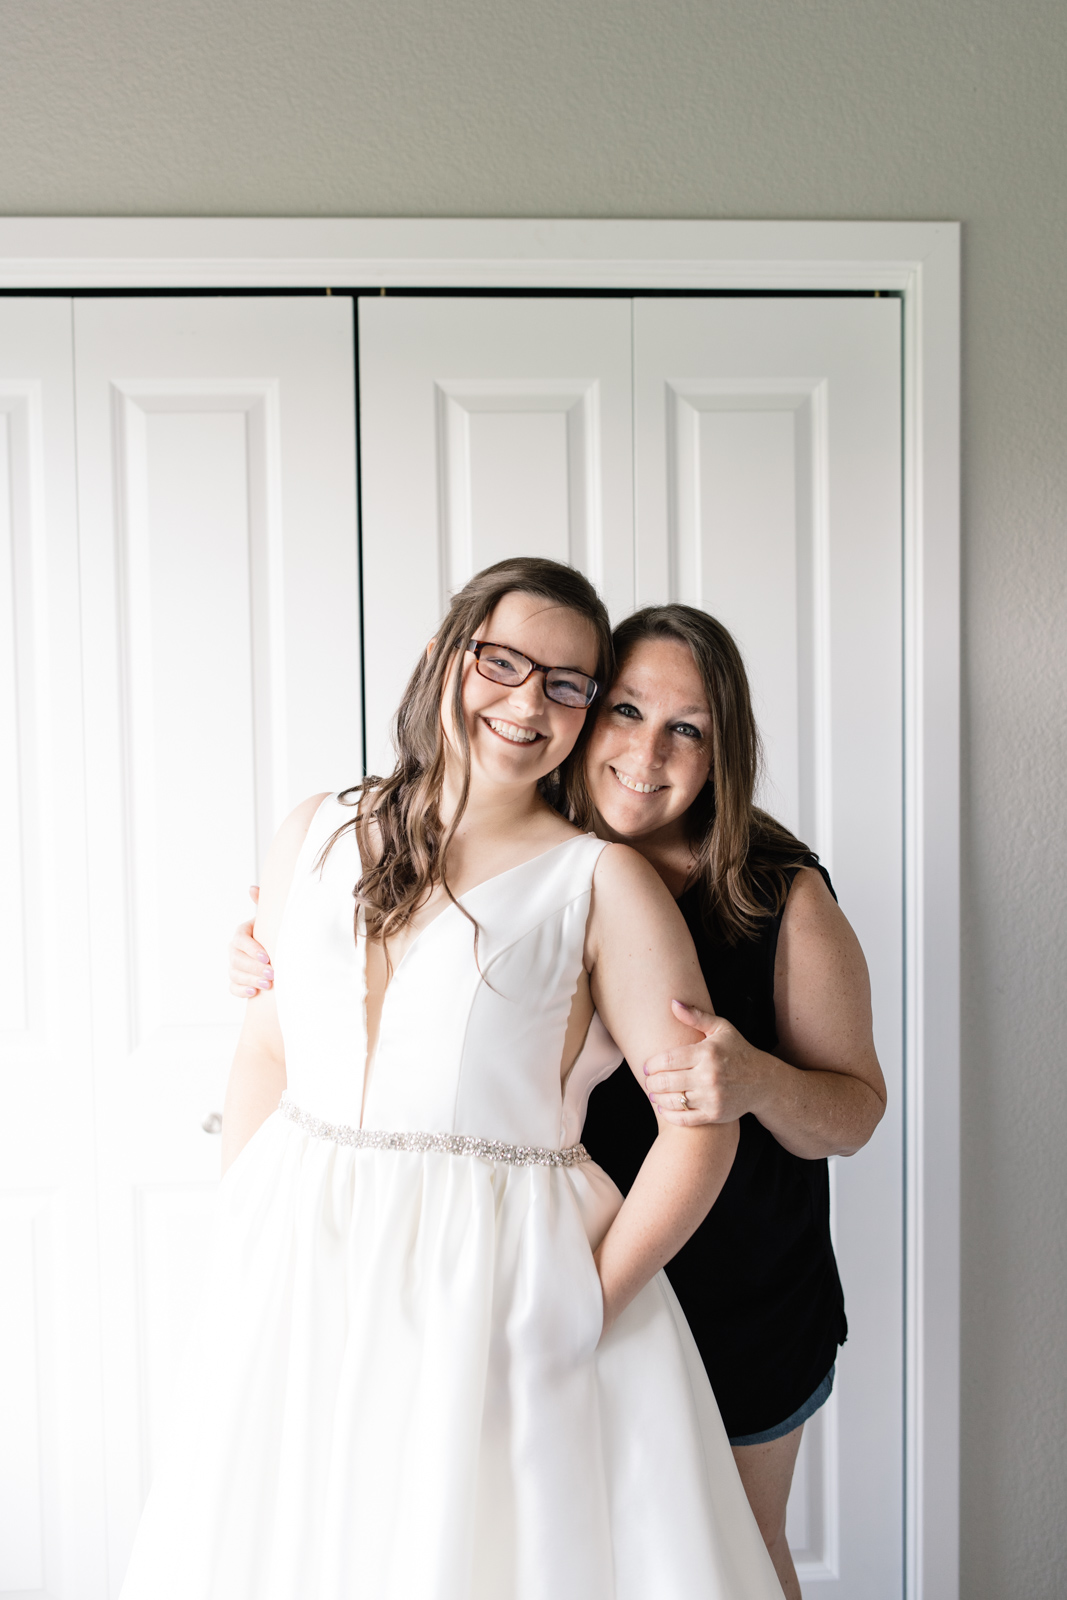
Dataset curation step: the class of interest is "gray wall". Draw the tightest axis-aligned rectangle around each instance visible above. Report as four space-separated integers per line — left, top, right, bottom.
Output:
4 0 1065 1592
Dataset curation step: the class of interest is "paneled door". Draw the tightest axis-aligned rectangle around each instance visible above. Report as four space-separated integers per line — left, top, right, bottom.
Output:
69 297 361 1590
359 292 903 1599
633 297 903 1594
359 296 634 775
5 287 902 1597
0 303 108 1598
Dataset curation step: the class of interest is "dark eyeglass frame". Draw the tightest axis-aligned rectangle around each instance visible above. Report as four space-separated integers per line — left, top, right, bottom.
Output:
466 639 600 708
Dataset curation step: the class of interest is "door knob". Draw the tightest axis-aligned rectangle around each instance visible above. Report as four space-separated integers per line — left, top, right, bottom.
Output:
201 1112 223 1135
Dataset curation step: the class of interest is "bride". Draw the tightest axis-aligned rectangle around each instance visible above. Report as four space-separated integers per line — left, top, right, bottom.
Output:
119 556 782 1599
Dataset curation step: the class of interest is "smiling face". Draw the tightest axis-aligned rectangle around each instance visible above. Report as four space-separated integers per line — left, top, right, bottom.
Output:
444 589 600 798
585 636 713 844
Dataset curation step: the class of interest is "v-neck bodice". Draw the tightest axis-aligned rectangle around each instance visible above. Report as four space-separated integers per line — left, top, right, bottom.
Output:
273 794 618 1149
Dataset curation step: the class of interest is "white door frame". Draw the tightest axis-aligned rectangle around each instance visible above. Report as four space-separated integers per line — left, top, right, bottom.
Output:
0 217 959 1600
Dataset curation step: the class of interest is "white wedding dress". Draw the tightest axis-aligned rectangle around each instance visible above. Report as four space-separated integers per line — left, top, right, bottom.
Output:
119 794 782 1600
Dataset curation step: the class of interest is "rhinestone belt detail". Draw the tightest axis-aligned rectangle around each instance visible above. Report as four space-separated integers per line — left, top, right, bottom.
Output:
279 1097 590 1169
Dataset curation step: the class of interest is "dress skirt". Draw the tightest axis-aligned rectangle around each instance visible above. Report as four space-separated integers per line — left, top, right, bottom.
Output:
118 1109 782 1600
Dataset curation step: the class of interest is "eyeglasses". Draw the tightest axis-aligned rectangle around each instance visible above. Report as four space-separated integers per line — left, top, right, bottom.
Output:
466 639 600 708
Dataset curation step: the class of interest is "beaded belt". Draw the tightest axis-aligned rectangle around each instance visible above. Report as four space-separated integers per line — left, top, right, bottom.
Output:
279 1097 591 1169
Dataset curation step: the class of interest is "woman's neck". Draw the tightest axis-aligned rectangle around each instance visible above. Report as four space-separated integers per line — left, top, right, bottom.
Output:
439 766 552 848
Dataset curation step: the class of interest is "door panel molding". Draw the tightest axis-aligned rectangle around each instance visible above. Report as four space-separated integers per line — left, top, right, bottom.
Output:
0 218 961 1600
108 378 288 1048
434 377 605 608
659 375 832 853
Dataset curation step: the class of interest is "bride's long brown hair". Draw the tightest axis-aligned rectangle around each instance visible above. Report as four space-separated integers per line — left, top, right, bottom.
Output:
327 557 614 944
609 605 814 943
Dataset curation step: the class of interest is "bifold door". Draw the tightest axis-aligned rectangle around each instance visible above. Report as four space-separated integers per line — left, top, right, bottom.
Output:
0 297 360 1597
3 289 901 1599
0 302 106 1599
359 293 903 1599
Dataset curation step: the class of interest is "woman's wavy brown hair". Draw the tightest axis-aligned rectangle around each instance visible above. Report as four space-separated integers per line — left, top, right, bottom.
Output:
327 557 613 945
609 605 814 944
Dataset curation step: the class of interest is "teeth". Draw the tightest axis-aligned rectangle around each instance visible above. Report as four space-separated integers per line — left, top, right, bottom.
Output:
486 719 541 744
612 768 666 795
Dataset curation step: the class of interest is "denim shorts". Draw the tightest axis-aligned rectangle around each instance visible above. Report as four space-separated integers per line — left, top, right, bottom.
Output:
728 1363 836 1447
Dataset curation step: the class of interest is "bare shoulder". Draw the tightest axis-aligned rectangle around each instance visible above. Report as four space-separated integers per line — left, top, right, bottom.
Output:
253 792 332 950
591 839 676 906
777 865 871 993
585 841 710 1044
283 790 333 841
781 865 844 934
587 841 683 960
264 791 332 873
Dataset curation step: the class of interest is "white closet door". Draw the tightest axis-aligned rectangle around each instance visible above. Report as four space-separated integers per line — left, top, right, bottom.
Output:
71 297 360 1588
634 296 903 1598
0 303 108 1598
359 296 634 774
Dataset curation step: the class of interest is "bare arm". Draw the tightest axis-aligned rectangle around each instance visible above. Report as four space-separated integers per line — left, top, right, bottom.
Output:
220 793 328 1173
586 844 740 1332
222 990 286 1174
645 868 886 1159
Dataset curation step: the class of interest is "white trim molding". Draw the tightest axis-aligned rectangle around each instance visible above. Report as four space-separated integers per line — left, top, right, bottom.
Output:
0 215 955 295
0 216 960 1600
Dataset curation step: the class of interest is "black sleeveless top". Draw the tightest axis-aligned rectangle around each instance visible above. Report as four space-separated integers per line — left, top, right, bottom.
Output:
581 861 848 1439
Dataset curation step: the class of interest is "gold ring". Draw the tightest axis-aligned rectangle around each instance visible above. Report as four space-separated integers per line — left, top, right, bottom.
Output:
679 1092 690 1111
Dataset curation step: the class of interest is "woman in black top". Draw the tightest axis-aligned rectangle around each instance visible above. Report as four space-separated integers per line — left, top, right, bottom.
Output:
229 603 886 1600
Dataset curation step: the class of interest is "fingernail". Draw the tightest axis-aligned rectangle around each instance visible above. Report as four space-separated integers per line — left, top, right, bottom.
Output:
257 978 272 989
245 987 257 997
262 967 273 979
642 1065 649 1076
257 953 271 965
